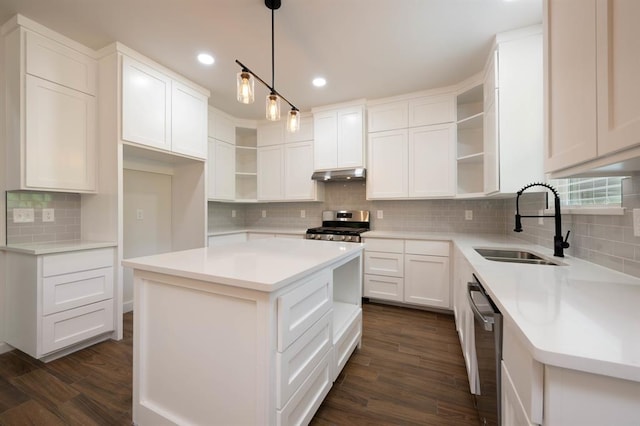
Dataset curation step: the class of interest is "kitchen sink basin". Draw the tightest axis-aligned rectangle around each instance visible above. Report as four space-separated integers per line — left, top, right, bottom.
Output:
474 248 563 266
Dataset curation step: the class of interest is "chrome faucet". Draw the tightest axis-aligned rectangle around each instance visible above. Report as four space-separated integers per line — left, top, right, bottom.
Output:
514 182 570 257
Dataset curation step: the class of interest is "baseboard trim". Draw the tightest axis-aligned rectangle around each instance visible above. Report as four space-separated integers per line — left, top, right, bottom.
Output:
0 341 14 355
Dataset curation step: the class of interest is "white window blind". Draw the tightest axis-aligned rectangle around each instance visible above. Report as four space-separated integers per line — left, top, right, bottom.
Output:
549 177 625 207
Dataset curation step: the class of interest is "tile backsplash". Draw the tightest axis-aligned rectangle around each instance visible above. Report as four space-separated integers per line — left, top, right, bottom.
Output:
209 181 509 234
507 176 640 279
6 191 81 244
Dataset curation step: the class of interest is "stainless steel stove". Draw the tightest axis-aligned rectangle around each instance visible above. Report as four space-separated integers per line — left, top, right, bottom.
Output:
305 210 370 242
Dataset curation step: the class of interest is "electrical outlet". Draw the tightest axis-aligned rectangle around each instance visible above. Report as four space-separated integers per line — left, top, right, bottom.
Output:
634 209 640 237
300 209 306 218
136 209 144 220
377 210 383 219
262 210 267 218
232 210 236 218
13 208 34 223
42 208 55 222
465 210 473 221
538 210 544 225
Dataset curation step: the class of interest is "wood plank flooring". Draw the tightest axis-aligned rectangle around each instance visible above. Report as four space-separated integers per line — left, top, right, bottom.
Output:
0 302 479 425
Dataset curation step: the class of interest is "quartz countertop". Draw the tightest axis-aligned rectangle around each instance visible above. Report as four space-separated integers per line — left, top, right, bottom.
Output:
363 231 640 382
1 240 117 255
207 228 307 237
123 238 363 292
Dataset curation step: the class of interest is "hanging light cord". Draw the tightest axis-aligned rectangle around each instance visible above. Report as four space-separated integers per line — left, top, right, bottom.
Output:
234 0 298 112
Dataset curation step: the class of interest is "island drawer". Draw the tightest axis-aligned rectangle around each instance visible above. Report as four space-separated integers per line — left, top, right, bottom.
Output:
41 299 114 354
43 266 114 315
364 275 404 301
277 349 332 426
276 310 332 409
278 270 332 352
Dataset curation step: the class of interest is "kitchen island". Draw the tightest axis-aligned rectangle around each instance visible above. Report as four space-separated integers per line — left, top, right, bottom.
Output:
122 238 363 426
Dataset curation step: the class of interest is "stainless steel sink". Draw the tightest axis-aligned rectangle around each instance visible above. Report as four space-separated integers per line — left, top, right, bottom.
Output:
474 248 563 266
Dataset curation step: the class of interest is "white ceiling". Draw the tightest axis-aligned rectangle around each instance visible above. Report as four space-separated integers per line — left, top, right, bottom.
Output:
0 0 542 120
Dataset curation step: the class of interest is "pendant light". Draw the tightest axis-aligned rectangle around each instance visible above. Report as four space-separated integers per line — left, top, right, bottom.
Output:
235 0 299 132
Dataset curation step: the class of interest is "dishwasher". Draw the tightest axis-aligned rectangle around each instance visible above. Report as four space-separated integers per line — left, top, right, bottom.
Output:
468 274 503 426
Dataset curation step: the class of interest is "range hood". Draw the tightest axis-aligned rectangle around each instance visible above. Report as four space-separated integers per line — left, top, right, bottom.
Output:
311 168 366 182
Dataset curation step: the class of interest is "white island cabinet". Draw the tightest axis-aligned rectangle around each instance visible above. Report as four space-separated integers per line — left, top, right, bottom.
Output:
123 238 363 426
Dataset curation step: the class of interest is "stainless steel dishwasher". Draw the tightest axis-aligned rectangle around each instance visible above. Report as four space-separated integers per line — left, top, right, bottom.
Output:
468 274 503 426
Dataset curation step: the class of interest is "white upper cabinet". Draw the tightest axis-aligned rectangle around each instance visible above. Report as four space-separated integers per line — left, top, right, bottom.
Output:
3 18 97 192
484 25 544 194
408 124 456 197
172 81 208 158
121 56 172 151
207 138 235 201
312 102 365 170
121 54 209 159
257 121 285 147
208 106 236 144
595 0 640 156
545 0 640 176
408 95 455 127
367 92 456 200
25 30 97 95
257 118 322 202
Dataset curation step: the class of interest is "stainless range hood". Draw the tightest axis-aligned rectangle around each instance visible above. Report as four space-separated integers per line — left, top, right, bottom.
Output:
311 168 366 182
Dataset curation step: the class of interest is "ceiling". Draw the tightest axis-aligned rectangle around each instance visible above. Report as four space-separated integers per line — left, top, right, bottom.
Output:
0 0 542 120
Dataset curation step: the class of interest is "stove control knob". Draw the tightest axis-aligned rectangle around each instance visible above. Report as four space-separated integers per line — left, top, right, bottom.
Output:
315 234 322 240
340 235 346 241
327 235 334 241
344 235 351 242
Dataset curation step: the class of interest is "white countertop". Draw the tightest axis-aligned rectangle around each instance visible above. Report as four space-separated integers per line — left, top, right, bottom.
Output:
208 228 307 237
1 240 117 255
123 238 363 292
364 231 640 382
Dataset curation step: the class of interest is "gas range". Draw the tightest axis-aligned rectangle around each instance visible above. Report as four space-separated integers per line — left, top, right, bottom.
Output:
305 210 370 243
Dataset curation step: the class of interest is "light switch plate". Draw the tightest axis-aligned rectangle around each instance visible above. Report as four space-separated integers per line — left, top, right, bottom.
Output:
300 210 306 218
136 209 144 220
262 210 267 218
232 210 236 218
376 210 383 219
42 208 55 222
465 210 473 221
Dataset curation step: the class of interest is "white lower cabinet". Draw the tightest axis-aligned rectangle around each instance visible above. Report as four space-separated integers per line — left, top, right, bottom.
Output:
502 362 535 426
4 247 116 360
363 238 451 310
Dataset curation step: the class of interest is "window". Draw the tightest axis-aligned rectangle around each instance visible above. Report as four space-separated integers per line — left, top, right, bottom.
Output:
549 177 626 207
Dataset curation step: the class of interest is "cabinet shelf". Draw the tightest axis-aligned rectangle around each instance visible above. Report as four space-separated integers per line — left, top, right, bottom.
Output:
236 146 257 151
456 112 484 129
457 152 484 164
236 172 257 177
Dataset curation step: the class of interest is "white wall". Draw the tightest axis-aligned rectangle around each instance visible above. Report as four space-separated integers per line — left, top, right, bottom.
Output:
122 169 172 312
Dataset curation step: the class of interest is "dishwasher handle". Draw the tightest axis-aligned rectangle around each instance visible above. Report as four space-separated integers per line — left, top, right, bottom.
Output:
467 281 495 332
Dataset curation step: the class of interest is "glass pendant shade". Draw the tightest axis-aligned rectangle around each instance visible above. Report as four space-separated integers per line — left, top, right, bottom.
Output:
236 71 255 104
266 93 281 121
287 109 300 133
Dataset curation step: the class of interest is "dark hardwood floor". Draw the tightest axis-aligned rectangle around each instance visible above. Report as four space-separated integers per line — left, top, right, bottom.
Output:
0 303 479 425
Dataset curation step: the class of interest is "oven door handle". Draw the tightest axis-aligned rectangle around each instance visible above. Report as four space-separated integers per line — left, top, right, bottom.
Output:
467 281 495 332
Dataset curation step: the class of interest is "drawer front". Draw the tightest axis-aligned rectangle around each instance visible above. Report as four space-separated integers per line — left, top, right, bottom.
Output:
364 252 404 277
42 248 113 277
277 350 332 426
363 238 403 253
364 274 404 301
43 267 114 315
333 309 362 381
278 270 332 352
41 299 114 355
25 30 97 95
404 240 449 256
277 311 332 409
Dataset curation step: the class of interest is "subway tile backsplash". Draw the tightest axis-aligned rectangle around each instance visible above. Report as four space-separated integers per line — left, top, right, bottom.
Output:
6 191 81 244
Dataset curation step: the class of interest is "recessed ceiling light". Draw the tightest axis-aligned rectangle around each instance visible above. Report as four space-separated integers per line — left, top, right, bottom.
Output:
197 53 215 65
312 77 326 87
